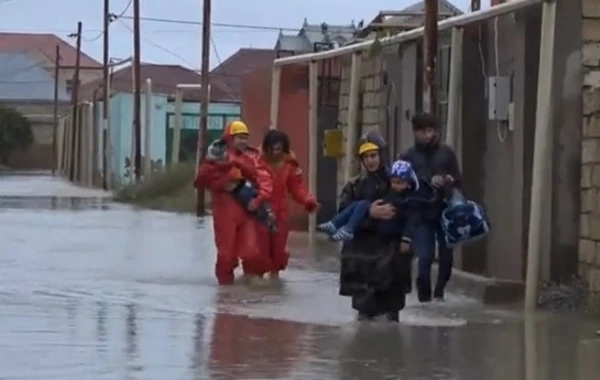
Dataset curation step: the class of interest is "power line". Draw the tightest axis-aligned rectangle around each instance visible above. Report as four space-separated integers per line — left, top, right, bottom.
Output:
210 36 222 65
116 19 239 99
113 14 300 32
84 0 133 42
116 18 196 68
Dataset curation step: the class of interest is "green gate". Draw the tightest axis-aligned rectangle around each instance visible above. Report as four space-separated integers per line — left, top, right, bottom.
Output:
165 112 240 164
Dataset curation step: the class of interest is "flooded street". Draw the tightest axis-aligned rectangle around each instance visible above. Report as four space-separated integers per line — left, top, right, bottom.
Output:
0 173 599 380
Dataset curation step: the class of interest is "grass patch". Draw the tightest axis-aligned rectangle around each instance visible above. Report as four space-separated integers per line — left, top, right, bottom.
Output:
115 163 199 213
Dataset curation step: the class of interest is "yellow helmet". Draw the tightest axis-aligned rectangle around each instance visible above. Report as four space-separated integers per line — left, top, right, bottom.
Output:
226 120 249 136
358 141 379 155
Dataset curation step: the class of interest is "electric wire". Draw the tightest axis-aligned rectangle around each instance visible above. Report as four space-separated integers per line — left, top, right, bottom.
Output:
83 0 133 42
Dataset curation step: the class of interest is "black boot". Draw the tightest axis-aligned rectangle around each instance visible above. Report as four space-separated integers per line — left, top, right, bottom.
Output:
357 312 375 321
385 311 399 322
404 280 413 294
417 278 432 303
433 283 445 301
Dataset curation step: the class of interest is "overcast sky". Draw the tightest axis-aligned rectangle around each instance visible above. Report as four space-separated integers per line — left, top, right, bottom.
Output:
2 0 480 69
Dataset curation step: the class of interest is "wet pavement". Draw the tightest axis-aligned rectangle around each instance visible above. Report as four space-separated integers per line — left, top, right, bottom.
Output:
0 173 599 380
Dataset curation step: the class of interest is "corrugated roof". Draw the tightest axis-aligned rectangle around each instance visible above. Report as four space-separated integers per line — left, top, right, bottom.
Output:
402 0 463 15
275 34 312 53
0 52 70 102
0 32 101 68
80 63 210 101
301 23 358 47
357 0 463 38
382 0 463 28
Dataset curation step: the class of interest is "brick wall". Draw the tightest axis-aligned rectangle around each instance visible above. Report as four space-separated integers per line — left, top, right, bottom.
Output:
580 0 600 299
336 53 386 189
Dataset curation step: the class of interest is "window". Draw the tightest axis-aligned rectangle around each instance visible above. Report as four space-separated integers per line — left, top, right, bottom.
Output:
65 79 80 93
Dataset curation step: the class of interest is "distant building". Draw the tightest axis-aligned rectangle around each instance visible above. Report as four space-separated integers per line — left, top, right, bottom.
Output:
0 52 72 169
356 0 463 38
0 32 102 93
274 18 358 56
78 48 277 184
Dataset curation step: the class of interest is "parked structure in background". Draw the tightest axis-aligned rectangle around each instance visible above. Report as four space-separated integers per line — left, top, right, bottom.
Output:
0 52 71 168
275 18 358 57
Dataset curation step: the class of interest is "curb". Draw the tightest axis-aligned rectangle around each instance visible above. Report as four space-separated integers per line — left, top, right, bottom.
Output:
288 231 525 305
434 264 525 304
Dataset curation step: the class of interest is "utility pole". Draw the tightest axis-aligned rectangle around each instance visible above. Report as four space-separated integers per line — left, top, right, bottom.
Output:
102 0 110 189
471 0 481 11
133 0 142 182
52 45 60 176
196 0 211 217
423 0 438 115
69 22 82 182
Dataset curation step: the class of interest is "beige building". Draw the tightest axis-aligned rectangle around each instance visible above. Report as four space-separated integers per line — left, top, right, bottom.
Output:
0 33 101 169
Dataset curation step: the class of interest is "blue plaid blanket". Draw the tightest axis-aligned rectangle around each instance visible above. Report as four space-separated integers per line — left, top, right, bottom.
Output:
441 190 490 247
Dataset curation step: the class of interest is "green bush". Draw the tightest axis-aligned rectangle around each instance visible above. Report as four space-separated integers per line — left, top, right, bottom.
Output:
115 162 198 213
0 105 34 164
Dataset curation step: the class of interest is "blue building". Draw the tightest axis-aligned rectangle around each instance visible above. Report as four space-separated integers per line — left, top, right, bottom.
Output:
81 63 241 185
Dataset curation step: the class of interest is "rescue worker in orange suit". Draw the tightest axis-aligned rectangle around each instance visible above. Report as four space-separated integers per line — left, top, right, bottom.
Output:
195 120 273 285
258 129 319 279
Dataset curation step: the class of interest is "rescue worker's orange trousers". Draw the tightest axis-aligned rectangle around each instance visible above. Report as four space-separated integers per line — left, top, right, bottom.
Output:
212 197 270 285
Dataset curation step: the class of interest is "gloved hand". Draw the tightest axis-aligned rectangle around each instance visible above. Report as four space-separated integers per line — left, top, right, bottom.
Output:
431 175 445 188
304 198 319 212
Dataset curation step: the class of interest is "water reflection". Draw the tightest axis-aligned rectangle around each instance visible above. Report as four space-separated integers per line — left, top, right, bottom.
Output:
338 325 405 380
125 303 138 358
95 301 107 353
190 313 206 379
0 196 112 211
208 294 310 380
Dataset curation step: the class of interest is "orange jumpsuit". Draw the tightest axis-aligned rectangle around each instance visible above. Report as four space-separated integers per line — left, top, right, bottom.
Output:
258 152 317 274
195 128 273 285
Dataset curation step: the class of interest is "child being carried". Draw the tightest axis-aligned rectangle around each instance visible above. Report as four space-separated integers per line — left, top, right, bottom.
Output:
206 138 278 231
318 160 432 242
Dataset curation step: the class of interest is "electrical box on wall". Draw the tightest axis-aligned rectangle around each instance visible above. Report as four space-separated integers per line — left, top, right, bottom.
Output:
323 129 344 158
487 76 510 121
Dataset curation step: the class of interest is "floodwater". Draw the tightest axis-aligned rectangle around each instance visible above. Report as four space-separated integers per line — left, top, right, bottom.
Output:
0 173 598 380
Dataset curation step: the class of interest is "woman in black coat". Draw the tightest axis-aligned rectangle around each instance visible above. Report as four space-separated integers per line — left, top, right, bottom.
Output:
337 132 413 322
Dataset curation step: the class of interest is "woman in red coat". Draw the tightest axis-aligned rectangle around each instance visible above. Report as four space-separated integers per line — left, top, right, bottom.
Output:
258 129 318 278
195 121 273 285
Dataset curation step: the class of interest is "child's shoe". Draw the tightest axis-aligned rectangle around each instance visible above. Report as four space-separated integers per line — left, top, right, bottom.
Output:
331 227 354 241
317 221 337 235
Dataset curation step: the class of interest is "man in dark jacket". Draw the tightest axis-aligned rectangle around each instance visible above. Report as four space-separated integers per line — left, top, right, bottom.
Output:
400 113 462 302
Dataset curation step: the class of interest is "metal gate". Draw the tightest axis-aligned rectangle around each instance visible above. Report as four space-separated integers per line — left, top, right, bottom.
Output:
316 58 341 223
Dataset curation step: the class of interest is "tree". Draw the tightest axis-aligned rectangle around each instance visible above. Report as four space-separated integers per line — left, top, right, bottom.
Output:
0 105 34 165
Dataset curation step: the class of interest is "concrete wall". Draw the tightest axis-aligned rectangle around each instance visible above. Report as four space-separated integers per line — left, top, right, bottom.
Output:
336 53 386 192
579 0 600 299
